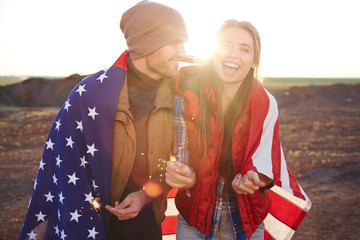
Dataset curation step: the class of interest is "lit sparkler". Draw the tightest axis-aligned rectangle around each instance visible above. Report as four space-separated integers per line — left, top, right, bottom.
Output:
169 155 176 162
91 197 101 212
143 154 178 199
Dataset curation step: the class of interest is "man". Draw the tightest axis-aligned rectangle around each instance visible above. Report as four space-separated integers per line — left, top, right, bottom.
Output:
19 1 187 239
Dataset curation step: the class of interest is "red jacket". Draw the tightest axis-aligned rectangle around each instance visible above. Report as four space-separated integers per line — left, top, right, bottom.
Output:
174 66 272 238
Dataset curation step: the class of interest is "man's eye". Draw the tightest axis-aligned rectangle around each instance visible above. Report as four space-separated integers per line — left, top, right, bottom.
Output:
219 42 231 49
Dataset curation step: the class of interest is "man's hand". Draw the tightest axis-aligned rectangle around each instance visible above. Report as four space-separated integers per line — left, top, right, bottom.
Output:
105 190 147 220
165 161 196 189
232 170 266 195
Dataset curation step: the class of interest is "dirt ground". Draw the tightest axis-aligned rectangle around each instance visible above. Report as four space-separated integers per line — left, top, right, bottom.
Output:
1 86 359 240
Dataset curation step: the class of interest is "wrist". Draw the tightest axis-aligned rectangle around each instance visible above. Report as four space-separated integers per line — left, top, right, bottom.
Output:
260 182 274 195
138 189 150 203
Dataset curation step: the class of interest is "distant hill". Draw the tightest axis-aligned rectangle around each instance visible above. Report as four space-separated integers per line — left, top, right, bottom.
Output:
272 83 360 108
262 77 360 88
0 74 87 107
0 75 359 107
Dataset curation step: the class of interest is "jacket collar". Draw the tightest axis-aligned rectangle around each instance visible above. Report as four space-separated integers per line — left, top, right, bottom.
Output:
117 74 174 117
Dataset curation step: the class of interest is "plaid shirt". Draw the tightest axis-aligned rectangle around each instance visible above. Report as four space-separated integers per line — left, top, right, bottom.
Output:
174 95 247 240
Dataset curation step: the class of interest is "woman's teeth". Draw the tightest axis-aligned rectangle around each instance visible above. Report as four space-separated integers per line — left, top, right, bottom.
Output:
223 62 239 69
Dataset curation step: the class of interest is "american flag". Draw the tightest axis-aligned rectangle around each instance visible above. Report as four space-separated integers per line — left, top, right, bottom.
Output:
250 88 312 240
19 53 127 239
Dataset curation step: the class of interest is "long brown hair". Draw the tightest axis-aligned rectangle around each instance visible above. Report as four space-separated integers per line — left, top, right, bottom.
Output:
192 20 262 187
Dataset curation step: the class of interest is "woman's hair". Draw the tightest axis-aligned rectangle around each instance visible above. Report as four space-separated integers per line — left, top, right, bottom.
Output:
192 20 261 188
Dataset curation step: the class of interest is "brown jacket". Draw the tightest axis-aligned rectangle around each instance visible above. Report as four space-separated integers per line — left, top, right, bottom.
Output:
109 75 174 223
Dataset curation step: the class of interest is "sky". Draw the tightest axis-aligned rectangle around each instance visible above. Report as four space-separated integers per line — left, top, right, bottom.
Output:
0 0 360 78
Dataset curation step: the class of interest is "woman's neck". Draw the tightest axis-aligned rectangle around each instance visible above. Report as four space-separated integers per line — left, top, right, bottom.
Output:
221 81 242 113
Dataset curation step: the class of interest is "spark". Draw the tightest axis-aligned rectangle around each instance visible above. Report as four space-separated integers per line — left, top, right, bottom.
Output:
169 155 176 162
91 198 101 212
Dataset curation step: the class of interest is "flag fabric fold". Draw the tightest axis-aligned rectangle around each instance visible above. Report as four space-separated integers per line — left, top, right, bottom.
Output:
249 89 311 239
19 65 126 240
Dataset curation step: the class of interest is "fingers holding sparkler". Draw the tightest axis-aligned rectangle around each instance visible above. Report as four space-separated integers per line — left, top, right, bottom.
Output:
165 161 196 189
105 190 147 220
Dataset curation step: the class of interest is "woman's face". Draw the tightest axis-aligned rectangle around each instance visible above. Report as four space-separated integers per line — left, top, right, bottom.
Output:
212 26 255 85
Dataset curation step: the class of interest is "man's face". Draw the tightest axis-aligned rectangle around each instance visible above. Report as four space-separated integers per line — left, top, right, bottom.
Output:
144 39 186 80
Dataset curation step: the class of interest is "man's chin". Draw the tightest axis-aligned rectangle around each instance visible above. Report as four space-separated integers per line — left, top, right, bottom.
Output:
163 71 179 80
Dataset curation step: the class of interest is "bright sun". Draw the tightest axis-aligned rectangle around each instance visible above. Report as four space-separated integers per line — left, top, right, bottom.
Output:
184 26 218 61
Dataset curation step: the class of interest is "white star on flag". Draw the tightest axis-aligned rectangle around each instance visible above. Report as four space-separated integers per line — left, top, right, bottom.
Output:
65 136 75 149
35 211 46 222
87 226 99 239
60 229 67 240
84 192 94 204
92 179 99 191
55 119 61 131
67 172 80 185
64 99 71 112
69 209 82 222
76 84 87 96
88 107 99 120
39 158 46 170
56 155 63 167
52 174 58 185
96 72 108 83
86 143 98 157
27 230 37 240
76 120 84 132
59 192 65 204
80 156 88 168
54 225 60 236
45 138 54 150
33 179 37 190
44 191 54 203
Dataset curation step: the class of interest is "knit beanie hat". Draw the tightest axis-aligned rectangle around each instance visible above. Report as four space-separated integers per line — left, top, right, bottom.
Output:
120 1 188 59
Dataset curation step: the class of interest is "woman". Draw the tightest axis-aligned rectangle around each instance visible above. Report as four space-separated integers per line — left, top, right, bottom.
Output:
165 20 310 240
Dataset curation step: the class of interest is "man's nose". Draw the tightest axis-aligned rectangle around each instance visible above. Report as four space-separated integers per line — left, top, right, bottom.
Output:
177 43 186 57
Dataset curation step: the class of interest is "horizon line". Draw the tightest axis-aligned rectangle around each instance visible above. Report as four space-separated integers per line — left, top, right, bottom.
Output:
1 74 360 80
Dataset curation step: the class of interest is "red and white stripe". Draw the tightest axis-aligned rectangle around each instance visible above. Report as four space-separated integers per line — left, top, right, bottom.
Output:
162 188 178 239
264 186 311 240
253 90 311 239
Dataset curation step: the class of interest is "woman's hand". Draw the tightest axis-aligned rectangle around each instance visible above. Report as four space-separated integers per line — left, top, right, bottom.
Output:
232 170 266 195
165 161 196 189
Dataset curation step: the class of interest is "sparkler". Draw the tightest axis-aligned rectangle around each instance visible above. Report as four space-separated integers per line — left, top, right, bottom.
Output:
91 198 101 212
169 155 176 162
143 154 177 198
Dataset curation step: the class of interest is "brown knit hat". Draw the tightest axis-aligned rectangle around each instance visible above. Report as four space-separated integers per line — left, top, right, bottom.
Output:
120 1 188 59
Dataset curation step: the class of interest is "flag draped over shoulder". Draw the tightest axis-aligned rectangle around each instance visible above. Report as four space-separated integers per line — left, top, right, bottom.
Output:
19 54 127 240
248 87 312 240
